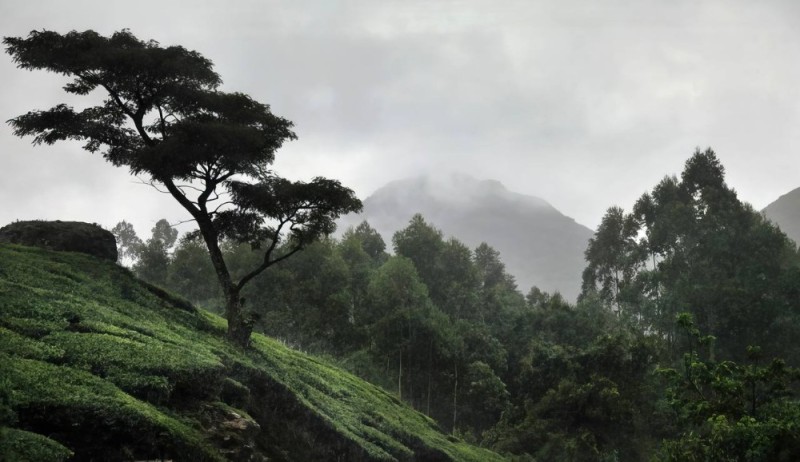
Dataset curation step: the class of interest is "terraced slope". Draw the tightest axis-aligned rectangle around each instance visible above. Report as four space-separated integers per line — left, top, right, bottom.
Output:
0 243 504 462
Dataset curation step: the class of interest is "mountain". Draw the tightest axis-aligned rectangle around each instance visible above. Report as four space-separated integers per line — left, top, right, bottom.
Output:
0 242 502 462
763 186 800 246
341 174 594 301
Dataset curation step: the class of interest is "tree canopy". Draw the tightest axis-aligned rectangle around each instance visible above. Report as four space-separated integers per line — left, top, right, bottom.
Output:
581 148 800 362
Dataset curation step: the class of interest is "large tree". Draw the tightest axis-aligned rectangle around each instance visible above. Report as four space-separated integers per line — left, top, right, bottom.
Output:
581 149 800 362
5 29 362 346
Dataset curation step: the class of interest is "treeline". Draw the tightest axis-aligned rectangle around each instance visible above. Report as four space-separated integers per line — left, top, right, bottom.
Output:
114 149 800 460
114 215 534 439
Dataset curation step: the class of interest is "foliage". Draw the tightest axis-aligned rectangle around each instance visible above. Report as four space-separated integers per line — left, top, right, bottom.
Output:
0 428 73 462
654 313 800 461
110 220 143 264
581 149 800 363
168 234 222 307
487 300 662 461
0 242 501 461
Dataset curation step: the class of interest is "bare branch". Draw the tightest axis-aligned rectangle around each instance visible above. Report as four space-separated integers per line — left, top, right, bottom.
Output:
132 176 171 194
169 217 198 227
210 201 234 216
175 183 206 194
235 217 292 290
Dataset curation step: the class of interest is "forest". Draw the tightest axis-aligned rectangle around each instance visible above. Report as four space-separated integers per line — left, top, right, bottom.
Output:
115 149 800 461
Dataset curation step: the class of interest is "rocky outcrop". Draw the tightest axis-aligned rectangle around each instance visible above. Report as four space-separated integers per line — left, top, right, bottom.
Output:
198 403 266 462
0 220 118 262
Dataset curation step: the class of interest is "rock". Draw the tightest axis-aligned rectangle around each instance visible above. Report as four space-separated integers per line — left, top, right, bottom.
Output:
199 403 266 461
0 220 118 262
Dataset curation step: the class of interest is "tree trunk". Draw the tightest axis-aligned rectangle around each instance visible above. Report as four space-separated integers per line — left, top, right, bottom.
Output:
427 339 433 415
398 349 403 400
452 361 458 434
190 213 252 348
614 269 621 315
224 286 254 348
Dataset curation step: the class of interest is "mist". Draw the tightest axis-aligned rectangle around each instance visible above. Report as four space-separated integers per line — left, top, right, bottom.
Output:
2 1 800 239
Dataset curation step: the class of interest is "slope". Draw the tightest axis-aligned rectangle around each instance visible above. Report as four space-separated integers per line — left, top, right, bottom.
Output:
0 243 504 462
763 186 800 246
340 174 593 300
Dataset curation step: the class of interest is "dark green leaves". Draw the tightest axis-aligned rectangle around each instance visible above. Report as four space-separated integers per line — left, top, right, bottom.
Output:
656 316 800 461
4 29 291 181
228 176 362 246
581 149 800 362
4 29 220 95
9 104 137 155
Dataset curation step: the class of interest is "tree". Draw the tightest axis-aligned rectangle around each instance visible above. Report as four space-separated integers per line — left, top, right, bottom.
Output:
655 314 800 461
474 242 525 329
5 30 362 346
581 206 645 314
342 221 388 264
581 149 800 362
365 256 434 400
392 214 447 306
110 220 143 265
438 238 480 321
167 235 220 306
252 239 356 355
133 219 178 286
487 323 661 461
339 221 387 327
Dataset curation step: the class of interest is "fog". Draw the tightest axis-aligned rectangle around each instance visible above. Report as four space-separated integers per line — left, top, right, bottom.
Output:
1 1 799 238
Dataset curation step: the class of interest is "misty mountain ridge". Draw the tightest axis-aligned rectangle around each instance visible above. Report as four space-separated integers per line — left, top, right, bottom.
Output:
763 186 800 246
340 173 593 301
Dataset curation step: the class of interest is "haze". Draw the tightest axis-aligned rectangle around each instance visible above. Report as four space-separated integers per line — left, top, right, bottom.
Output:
1 0 799 236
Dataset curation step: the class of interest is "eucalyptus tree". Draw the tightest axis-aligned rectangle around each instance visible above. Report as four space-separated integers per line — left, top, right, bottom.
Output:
581 149 800 361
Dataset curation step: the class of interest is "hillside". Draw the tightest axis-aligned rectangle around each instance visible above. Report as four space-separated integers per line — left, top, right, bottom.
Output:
763 186 800 246
340 174 593 300
0 243 504 461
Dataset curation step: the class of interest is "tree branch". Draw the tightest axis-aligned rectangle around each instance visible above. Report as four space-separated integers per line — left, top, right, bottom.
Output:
156 104 168 139
210 201 234 215
235 217 294 290
133 177 170 194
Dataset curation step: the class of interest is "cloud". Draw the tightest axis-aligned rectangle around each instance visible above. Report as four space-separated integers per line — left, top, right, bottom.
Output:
1 0 799 236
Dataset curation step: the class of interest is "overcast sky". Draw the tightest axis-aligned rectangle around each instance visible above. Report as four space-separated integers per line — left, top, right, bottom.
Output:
1 0 799 238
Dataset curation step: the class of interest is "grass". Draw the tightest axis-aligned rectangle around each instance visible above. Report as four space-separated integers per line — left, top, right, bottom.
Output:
0 427 73 462
0 243 504 461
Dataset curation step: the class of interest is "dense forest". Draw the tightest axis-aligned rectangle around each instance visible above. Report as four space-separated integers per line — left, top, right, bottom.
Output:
116 149 800 461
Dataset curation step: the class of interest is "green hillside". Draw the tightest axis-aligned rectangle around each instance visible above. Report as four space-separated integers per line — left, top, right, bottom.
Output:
0 243 504 461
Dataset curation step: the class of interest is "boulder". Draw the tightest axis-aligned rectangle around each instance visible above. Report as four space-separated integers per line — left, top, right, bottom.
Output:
0 220 118 262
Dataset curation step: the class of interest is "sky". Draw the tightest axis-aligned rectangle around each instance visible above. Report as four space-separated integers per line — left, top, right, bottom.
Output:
1 0 799 239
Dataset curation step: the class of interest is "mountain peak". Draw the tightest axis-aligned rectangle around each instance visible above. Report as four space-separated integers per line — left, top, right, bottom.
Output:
763 186 800 245
341 174 593 300
373 173 556 212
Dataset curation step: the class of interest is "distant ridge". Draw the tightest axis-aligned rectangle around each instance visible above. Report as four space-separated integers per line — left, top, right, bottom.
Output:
763 186 800 246
340 174 593 301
